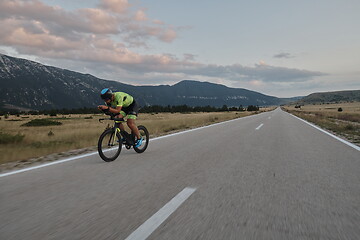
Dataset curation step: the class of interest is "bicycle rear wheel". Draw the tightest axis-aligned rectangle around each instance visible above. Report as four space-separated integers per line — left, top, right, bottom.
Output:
98 129 122 162
134 125 149 153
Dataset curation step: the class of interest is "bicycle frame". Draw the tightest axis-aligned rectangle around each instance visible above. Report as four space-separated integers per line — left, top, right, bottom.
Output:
100 117 135 147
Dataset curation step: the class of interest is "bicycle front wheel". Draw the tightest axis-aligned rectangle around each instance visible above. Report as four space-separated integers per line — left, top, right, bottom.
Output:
98 129 122 162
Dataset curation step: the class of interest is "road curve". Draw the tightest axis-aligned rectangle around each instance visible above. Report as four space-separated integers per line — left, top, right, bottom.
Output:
1 108 359 240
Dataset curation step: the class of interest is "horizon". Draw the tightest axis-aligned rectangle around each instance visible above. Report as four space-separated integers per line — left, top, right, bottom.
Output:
0 0 359 97
1 52 358 99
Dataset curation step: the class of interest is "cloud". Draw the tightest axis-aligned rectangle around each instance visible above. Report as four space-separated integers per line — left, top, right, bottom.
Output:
273 52 294 59
135 9 147 21
0 0 177 46
153 19 164 25
183 54 197 61
240 64 325 82
166 63 326 83
0 0 327 92
99 0 130 14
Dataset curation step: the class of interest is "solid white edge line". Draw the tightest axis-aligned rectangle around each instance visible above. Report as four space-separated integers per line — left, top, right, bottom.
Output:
0 152 98 177
1 111 272 178
125 187 196 240
287 111 360 151
255 123 264 130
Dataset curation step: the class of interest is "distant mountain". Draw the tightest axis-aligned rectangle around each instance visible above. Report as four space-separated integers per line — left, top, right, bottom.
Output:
134 80 292 107
297 90 360 104
282 96 304 102
0 54 294 111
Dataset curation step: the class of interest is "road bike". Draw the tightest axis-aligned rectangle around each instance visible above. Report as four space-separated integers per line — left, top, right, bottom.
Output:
98 114 149 162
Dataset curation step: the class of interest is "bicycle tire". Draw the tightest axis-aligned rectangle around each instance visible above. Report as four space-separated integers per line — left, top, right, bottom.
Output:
98 128 122 162
134 125 149 153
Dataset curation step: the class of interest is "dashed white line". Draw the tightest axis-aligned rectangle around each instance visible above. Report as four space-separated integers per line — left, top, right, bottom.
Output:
125 187 196 240
255 123 264 130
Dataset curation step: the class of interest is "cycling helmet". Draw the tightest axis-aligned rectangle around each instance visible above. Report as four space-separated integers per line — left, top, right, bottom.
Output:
100 88 113 100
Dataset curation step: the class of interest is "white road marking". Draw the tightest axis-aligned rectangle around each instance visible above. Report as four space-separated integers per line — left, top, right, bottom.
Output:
288 112 360 151
151 112 265 140
1 112 271 178
0 152 98 178
125 187 196 240
255 123 264 130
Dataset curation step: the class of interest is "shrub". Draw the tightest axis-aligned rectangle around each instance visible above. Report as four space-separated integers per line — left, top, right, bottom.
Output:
21 119 62 127
247 105 259 111
336 113 359 122
338 107 343 112
0 132 25 144
344 124 354 131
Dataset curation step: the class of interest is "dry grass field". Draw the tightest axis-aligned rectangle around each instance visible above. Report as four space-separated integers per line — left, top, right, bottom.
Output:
0 108 273 166
282 102 360 146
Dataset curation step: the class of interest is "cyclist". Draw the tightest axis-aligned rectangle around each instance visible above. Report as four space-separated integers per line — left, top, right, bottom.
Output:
98 88 143 147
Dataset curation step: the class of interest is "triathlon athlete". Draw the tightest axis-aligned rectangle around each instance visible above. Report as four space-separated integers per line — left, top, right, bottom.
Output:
98 88 143 147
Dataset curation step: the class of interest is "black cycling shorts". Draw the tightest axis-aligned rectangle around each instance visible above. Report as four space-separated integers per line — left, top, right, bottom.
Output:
121 100 139 119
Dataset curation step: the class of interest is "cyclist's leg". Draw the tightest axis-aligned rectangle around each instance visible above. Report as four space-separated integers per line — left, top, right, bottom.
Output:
124 101 140 139
119 123 125 131
117 111 126 131
127 118 140 139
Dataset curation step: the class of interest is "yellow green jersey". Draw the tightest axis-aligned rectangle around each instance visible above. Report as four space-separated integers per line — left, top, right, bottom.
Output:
107 92 134 108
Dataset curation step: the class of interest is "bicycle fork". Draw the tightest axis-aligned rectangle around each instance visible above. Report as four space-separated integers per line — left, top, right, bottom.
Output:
108 127 121 147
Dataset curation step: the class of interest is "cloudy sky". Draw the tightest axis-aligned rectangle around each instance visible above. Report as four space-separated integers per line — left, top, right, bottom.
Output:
0 0 359 97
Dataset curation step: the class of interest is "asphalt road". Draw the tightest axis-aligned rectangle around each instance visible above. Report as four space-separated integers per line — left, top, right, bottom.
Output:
1 108 359 240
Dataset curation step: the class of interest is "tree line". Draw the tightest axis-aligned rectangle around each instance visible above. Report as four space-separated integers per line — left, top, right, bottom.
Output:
139 105 259 113
0 105 260 116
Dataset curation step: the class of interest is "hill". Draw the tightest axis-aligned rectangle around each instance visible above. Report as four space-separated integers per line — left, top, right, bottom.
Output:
0 54 294 111
297 90 360 104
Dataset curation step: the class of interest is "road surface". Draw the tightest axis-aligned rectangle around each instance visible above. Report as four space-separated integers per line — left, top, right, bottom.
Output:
1 108 359 239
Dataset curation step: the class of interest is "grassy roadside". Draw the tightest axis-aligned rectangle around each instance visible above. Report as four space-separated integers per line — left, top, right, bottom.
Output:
0 108 274 168
282 102 360 146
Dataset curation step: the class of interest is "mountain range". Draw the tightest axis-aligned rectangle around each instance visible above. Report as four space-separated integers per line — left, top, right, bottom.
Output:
0 54 299 111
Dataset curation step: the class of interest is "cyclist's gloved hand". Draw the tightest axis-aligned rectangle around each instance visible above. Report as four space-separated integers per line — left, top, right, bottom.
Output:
98 105 111 115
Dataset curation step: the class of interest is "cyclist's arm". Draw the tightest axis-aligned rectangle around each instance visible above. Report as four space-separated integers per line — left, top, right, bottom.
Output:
108 106 122 115
98 105 122 115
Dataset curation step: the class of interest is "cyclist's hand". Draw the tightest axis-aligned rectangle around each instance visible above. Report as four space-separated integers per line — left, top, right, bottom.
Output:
98 105 107 110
